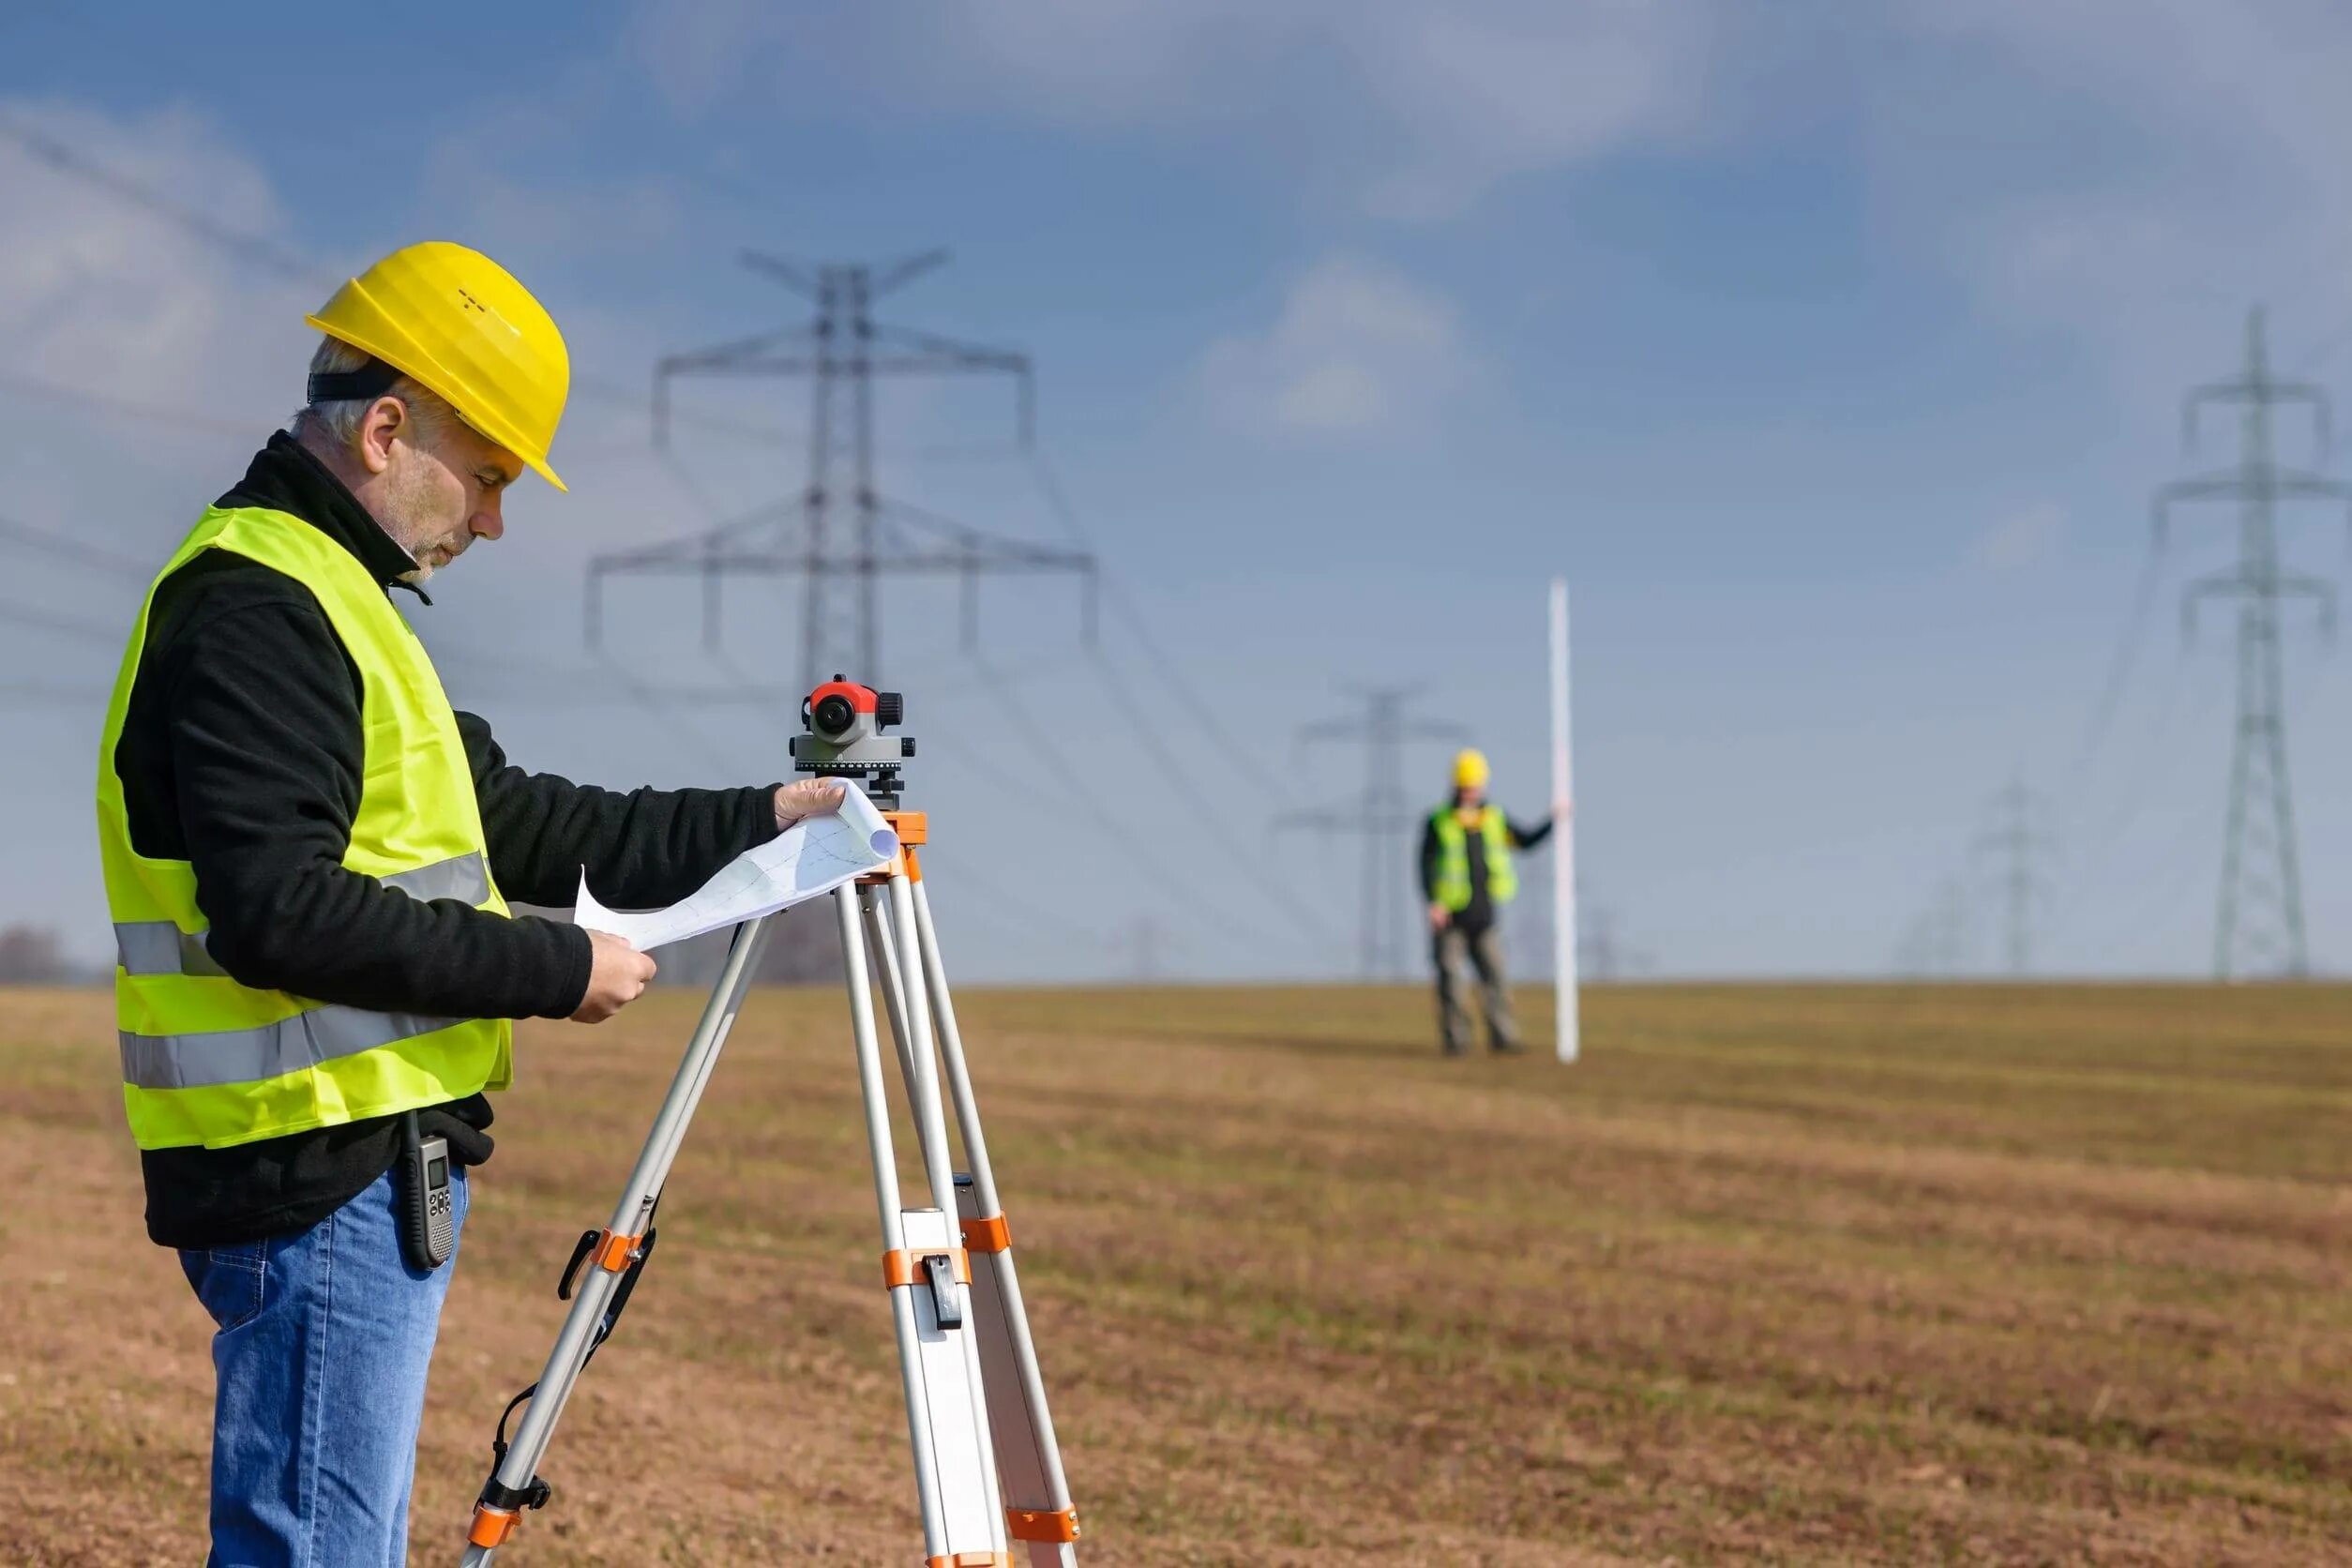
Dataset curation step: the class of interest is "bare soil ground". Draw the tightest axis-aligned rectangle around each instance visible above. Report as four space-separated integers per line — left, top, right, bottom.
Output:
2 981 2346 1564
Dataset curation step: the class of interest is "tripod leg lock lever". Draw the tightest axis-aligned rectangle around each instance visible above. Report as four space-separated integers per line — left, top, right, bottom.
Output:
882 1245 972 1328
959 1212 1012 1253
466 1469 552 1551
559 1228 648 1300
1006 1506 1083 1544
922 1252 964 1329
478 1475 553 1514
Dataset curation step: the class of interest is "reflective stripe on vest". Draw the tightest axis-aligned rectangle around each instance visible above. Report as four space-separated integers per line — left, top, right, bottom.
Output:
96 505 514 1152
113 923 227 978
1428 806 1518 912
110 852 490 975
120 1006 470 1090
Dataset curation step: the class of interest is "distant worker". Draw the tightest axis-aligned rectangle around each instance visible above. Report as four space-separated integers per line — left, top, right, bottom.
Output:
95 241 845 1564
1419 748 1553 1056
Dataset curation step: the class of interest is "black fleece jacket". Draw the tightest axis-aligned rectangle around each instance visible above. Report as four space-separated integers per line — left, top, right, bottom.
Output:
122 433 780 1248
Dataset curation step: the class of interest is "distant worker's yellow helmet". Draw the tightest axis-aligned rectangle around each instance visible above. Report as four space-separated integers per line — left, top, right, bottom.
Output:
305 241 570 491
1453 748 1490 790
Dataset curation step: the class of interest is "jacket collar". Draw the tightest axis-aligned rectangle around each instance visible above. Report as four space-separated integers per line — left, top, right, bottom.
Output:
217 432 430 601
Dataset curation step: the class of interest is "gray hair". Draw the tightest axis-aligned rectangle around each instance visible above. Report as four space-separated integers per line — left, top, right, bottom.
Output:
288 337 460 451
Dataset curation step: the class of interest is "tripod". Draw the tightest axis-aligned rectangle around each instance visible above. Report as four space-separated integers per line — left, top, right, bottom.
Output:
460 810 1080 1564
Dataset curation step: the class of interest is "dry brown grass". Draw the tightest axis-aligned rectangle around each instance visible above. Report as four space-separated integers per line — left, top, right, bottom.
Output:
1 981 2346 1564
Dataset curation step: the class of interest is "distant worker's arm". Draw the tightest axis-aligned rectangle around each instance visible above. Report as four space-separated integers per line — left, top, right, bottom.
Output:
457 713 793 910
165 603 594 1019
1419 816 1448 929
1509 816 1555 851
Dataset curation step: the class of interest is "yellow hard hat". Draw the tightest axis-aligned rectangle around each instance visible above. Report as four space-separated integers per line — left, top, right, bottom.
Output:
1453 748 1490 790
305 241 570 491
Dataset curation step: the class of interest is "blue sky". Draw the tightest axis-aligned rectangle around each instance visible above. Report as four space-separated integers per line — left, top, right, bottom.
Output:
8 2 2352 981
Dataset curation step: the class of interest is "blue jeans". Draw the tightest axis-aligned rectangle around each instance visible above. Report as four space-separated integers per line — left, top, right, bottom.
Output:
178 1164 471 1568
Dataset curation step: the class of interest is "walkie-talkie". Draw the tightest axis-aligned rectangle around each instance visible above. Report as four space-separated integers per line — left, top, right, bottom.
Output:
398 1110 456 1271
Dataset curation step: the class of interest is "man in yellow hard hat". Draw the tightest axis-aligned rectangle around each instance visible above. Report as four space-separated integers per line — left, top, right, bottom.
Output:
1419 748 1553 1056
96 241 844 1564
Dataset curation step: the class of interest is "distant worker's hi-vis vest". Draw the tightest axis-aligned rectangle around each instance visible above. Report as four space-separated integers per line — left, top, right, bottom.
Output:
96 505 512 1151
1428 805 1518 912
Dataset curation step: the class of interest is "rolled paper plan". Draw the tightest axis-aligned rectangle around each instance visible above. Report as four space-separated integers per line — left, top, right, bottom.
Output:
574 781 900 951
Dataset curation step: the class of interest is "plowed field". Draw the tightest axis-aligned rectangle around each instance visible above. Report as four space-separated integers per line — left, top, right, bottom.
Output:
4 982 2346 1564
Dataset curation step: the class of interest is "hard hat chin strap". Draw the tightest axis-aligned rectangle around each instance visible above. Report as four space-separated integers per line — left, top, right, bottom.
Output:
307 355 403 406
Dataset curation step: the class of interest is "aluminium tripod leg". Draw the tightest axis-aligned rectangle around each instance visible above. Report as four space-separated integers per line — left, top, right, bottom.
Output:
459 916 773 1564
861 891 922 1096
870 878 1011 1537
839 882 1010 1562
912 878 1083 1562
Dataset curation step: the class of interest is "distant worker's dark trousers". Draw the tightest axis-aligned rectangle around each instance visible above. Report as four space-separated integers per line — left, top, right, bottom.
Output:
1432 920 1519 1054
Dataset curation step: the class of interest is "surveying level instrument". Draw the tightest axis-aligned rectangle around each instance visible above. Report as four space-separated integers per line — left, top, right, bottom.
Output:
792 672 916 806
460 679 1081 1565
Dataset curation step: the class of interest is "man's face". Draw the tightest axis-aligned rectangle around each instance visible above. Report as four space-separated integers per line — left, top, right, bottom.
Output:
377 405 520 580
1457 782 1486 809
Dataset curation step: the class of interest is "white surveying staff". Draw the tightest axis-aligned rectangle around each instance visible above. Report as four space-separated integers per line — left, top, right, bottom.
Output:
1549 578 1579 1063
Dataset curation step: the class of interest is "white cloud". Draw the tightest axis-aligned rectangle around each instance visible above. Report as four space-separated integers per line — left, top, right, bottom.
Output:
1197 255 1470 438
617 0 2352 400
1346 1 1715 220
622 0 1719 219
1974 499 2067 572
0 99 316 418
1858 0 2352 398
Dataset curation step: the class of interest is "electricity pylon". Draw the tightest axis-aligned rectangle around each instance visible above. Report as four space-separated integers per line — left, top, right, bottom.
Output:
587 249 1095 690
2154 307 2352 979
1892 878 1972 978
1275 688 1466 979
1972 779 2054 975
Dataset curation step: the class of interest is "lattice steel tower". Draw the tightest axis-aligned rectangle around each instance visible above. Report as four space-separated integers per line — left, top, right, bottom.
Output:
1973 779 2053 975
1276 688 1466 979
588 249 1094 690
2154 308 2352 979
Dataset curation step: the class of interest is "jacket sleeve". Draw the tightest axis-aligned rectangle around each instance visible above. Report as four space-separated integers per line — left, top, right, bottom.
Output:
1508 816 1555 851
165 601 593 1020
1417 815 1439 902
458 712 781 911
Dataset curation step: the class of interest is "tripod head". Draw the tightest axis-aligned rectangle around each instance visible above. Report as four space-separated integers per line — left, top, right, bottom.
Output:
791 675 915 807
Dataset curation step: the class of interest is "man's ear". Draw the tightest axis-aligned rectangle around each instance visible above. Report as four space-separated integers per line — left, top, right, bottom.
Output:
356 395 407 476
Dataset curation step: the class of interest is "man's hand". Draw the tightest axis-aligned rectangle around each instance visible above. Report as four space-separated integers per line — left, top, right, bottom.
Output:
572 930 657 1022
1426 901 1450 932
774 777 849 830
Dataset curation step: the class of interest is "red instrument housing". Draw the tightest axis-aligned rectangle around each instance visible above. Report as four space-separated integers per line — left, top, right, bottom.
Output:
807 678 879 714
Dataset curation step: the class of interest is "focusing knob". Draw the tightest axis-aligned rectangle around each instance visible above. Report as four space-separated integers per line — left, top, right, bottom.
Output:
875 691 904 728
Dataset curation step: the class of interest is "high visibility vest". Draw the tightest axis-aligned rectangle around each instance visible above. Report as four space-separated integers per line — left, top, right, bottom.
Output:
96 505 512 1152
1428 805 1517 912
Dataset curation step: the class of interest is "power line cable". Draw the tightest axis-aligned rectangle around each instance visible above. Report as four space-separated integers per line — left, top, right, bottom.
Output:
964 654 1304 960
0 594 123 646
0 371 258 438
1025 448 1286 795
1078 641 1345 950
0 112 772 449
0 110 318 281
2297 313 2352 380
0 512 155 580
2062 536 2166 792
0 681 111 706
915 842 1108 956
2042 652 2204 955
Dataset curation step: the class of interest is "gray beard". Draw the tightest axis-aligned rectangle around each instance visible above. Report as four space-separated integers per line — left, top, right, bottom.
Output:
368 513 437 583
